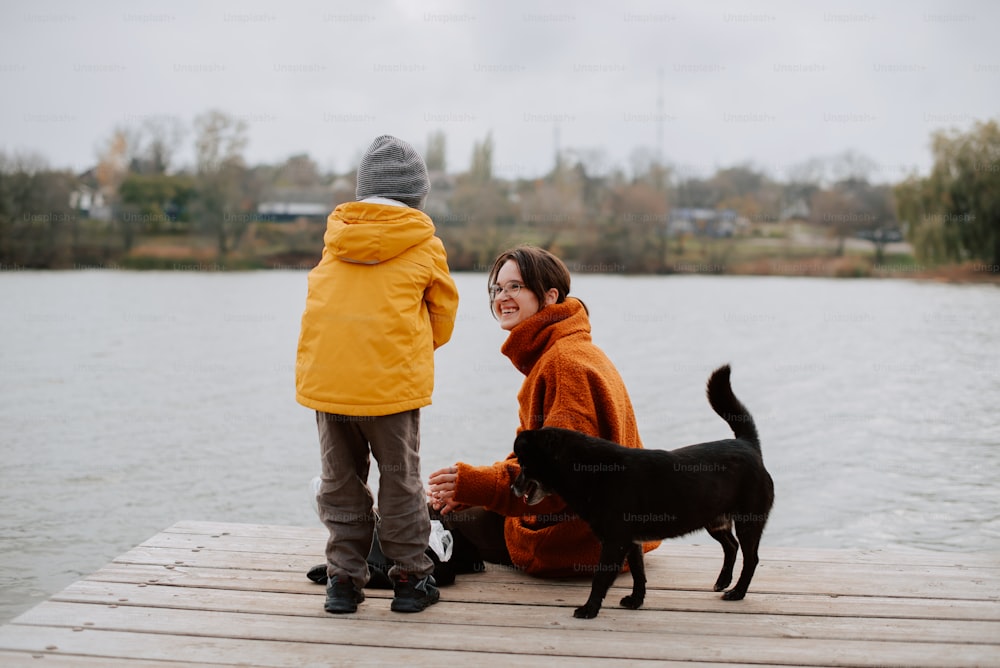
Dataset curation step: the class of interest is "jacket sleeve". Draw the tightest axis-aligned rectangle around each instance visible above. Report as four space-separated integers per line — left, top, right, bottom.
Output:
451 339 627 518
453 454 571 517
425 239 459 350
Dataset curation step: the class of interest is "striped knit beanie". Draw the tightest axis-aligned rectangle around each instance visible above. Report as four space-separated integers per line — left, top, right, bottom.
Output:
355 135 430 209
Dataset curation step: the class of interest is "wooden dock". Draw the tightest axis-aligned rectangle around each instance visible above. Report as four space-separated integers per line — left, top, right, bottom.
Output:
0 521 997 667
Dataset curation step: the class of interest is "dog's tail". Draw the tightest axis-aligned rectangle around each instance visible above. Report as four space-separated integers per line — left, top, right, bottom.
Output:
707 364 759 450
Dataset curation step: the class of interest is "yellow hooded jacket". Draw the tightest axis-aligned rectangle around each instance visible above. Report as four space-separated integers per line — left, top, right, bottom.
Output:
295 202 459 416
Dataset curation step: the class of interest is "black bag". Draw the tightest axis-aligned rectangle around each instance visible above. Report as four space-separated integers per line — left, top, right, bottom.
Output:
306 525 485 588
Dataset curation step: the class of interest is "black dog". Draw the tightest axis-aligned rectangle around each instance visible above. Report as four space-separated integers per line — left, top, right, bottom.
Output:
511 365 773 618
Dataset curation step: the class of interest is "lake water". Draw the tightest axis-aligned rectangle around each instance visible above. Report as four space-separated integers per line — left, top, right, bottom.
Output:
1 270 999 623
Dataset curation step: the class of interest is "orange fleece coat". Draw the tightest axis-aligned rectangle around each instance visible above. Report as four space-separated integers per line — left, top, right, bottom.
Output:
453 298 660 576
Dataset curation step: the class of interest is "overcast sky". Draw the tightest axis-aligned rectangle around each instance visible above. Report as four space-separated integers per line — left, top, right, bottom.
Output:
1 0 997 183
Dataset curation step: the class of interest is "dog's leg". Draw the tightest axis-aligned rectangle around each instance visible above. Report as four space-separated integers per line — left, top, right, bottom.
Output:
724 521 764 600
619 543 646 610
707 526 738 592
574 542 628 619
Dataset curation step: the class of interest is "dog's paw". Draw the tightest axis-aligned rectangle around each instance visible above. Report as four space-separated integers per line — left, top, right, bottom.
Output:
721 589 746 601
573 604 600 619
713 577 732 592
620 594 644 610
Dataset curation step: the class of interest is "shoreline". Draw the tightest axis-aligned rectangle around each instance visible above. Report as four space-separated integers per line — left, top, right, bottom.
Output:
3 257 998 284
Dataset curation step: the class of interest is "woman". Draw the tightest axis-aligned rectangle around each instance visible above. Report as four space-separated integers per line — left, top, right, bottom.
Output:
428 245 659 577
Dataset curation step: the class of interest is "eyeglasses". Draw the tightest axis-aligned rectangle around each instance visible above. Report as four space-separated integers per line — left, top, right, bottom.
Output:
488 281 524 299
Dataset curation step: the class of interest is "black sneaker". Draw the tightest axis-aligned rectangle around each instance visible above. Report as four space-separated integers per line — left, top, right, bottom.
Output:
324 576 365 614
390 574 440 613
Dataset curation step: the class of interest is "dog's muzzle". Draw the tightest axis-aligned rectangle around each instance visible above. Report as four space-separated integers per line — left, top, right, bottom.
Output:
512 473 549 506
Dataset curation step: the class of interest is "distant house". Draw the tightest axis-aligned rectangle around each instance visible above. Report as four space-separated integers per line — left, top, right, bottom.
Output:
668 208 745 237
69 185 112 221
256 177 366 222
257 200 328 221
779 198 811 222
70 168 113 221
257 186 340 222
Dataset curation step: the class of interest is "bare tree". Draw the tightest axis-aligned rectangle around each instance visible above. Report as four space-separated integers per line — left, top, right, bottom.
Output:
606 181 670 272
829 150 878 184
140 116 186 175
469 132 493 184
809 179 894 259
0 151 76 267
520 175 585 249
96 126 140 249
425 130 446 172
193 110 249 257
277 153 322 188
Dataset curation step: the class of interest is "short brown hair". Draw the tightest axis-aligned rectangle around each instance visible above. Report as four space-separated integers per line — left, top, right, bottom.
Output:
487 246 574 318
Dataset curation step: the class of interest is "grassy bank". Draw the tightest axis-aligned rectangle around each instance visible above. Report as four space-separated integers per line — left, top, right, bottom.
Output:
69 221 1000 284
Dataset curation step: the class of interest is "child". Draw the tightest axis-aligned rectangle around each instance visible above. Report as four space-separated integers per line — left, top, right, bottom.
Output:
296 135 459 613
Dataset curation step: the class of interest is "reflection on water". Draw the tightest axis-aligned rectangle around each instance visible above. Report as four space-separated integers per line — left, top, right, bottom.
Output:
1 270 998 622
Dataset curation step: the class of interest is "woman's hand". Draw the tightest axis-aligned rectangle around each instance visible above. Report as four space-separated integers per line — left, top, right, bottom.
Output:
428 466 465 514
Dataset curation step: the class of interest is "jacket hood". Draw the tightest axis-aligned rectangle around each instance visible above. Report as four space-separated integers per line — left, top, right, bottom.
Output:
324 201 435 264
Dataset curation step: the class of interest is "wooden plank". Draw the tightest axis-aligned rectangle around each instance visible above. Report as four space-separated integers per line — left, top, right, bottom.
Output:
81 562 1000 621
6 601 996 668
162 519 1000 569
109 546 1000 600
133 528 1000 585
4 521 999 668
37 583 1000 645
158 522 1000 568
127 550 1000 606
137 530 1000 584
0 651 223 668
0 625 747 668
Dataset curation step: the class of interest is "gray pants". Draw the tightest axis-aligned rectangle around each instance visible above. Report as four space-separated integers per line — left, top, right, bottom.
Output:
316 409 433 589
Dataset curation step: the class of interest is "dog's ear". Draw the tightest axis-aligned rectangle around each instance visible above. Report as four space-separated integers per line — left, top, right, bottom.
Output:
513 431 527 457
513 430 535 462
